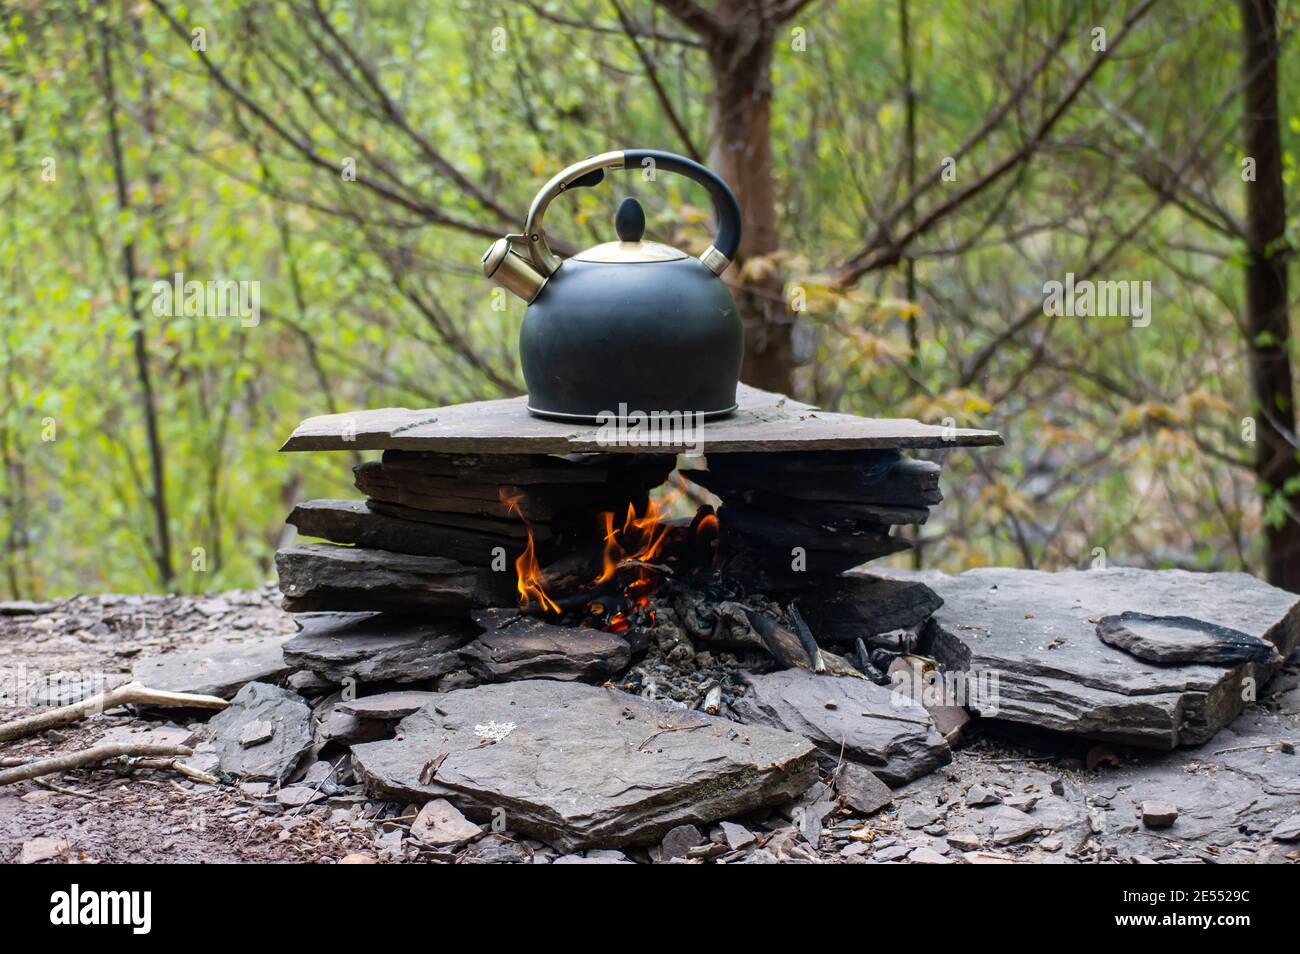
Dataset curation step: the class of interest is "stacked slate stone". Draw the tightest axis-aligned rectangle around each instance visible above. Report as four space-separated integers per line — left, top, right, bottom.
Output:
275 451 675 684
681 449 940 592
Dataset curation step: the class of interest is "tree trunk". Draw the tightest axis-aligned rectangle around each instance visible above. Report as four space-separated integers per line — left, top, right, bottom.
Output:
705 2 792 395
1239 0 1299 592
97 20 174 588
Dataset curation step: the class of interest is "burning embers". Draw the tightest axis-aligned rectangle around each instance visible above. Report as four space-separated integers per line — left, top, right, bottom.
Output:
504 487 720 634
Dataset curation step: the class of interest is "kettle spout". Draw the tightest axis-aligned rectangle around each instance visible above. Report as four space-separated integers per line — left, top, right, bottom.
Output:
482 237 547 303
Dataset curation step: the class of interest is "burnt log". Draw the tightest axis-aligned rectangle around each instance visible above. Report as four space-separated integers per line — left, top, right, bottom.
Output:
276 543 516 614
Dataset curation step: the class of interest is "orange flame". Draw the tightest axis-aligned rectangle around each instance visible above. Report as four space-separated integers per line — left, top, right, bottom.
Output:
500 486 692 630
595 492 676 584
501 490 559 615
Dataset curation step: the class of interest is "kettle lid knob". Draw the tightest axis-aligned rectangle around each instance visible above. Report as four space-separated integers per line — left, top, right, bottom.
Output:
614 197 645 243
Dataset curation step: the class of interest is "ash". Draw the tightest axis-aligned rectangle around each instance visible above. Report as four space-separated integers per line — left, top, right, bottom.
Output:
617 590 777 714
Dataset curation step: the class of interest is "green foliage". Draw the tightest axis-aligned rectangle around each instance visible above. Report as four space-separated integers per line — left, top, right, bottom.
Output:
0 0 1296 596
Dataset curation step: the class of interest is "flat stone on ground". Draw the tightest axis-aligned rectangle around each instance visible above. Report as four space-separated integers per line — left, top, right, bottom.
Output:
282 612 476 684
131 635 291 699
411 799 482 846
200 682 313 782
336 690 441 720
733 669 950 786
1141 801 1179 829
906 567 1300 748
351 680 818 852
985 807 1039 846
1097 612 1283 665
1270 815 1300 842
833 762 894 815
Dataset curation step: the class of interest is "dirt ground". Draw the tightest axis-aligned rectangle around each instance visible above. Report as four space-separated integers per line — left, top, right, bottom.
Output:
2 589 1297 864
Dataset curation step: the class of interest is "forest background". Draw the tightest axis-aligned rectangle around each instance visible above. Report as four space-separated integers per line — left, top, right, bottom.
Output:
2 0 1297 598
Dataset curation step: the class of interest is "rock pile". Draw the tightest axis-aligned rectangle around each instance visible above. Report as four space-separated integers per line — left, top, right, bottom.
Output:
903 566 1300 748
290 451 675 570
681 450 939 590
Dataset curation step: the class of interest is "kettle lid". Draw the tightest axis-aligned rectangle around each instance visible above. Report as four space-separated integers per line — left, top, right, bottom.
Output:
571 197 689 264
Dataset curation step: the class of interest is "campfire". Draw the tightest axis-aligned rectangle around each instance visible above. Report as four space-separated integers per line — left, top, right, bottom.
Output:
508 484 721 635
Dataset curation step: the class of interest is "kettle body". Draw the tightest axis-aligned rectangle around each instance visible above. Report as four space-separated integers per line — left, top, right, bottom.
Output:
482 149 744 423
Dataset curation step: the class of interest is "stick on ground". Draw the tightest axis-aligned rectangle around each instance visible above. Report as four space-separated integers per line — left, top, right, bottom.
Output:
0 743 193 785
0 681 227 743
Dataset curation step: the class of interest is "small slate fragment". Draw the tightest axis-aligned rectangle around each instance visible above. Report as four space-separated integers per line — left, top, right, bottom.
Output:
239 720 274 748
1141 800 1178 829
986 807 1039 846
1097 612 1283 666
659 824 705 861
965 784 1001 807
1270 815 1300 842
719 821 756 851
201 682 313 782
833 762 893 816
908 846 953 864
411 798 482 846
20 838 68 864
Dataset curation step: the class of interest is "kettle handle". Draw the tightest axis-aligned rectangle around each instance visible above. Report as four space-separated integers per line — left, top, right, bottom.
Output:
521 149 743 278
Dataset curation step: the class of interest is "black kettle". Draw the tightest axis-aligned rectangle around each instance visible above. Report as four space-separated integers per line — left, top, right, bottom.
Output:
482 149 743 423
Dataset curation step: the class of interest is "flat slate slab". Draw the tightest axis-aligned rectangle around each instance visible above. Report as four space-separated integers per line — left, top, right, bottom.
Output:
199 682 313 782
276 544 516 614
350 679 818 851
798 572 944 642
907 567 1300 749
336 690 441 720
281 384 1002 455
131 635 291 699
461 610 631 683
282 612 476 684
733 669 951 786
1096 612 1283 665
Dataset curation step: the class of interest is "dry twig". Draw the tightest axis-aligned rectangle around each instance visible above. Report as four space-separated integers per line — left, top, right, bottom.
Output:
0 743 193 785
0 681 227 743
